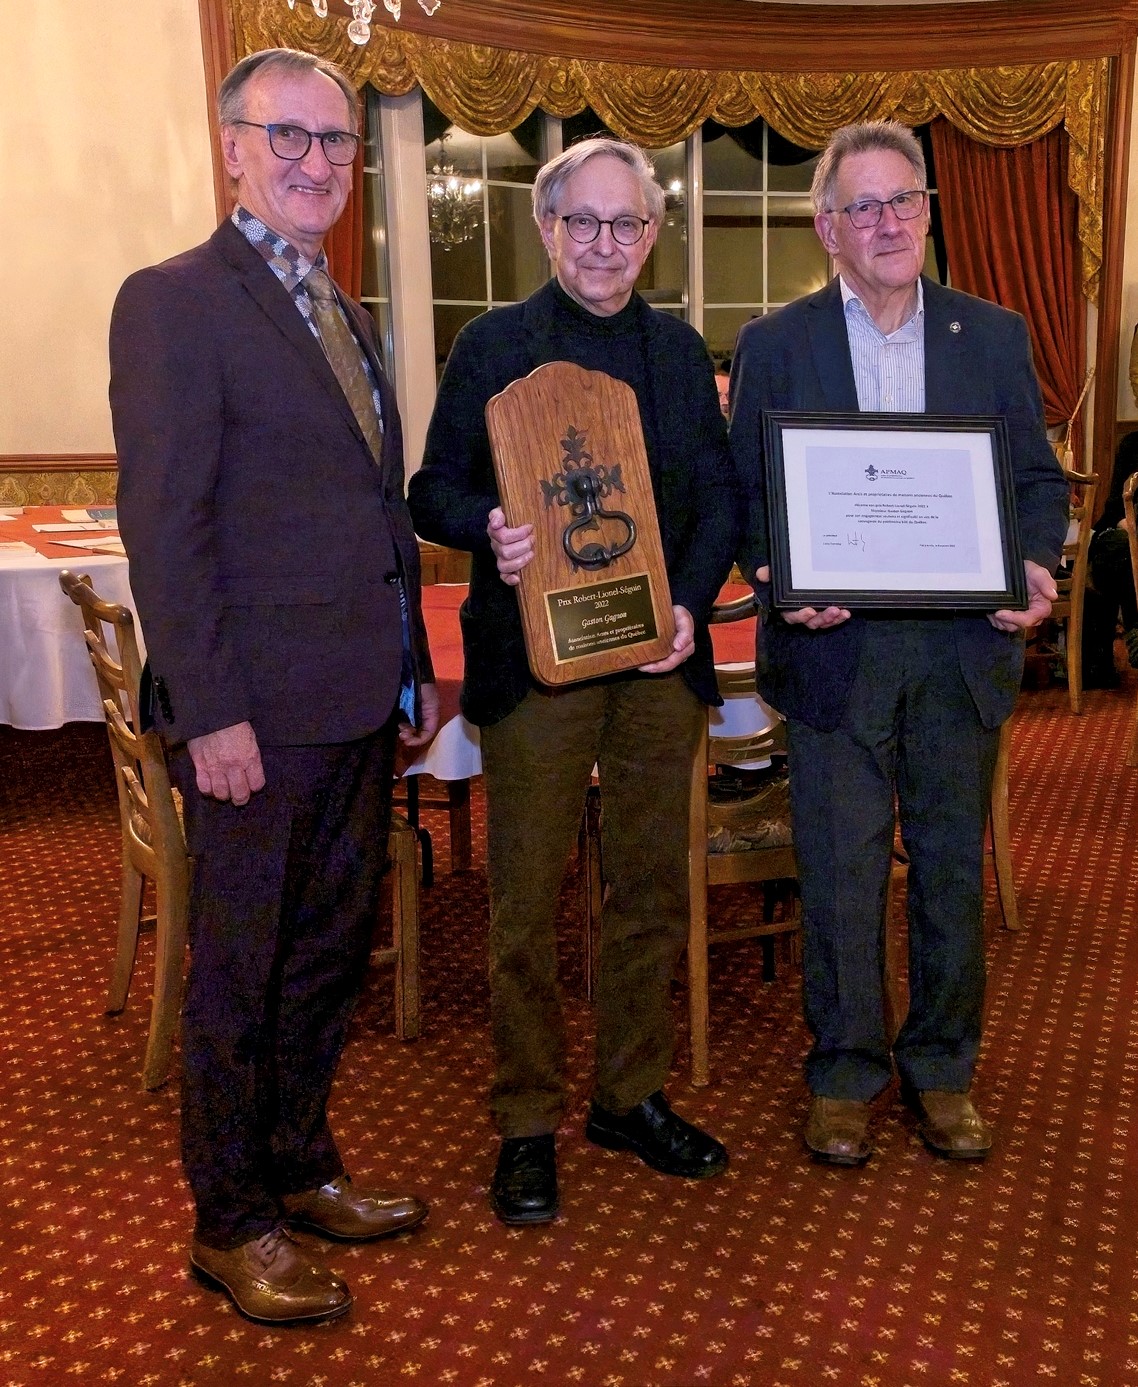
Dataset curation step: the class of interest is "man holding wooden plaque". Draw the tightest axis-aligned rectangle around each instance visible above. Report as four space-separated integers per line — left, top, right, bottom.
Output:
409 138 737 1225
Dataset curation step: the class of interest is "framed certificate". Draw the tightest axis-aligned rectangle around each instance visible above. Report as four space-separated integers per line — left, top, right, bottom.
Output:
762 411 1028 611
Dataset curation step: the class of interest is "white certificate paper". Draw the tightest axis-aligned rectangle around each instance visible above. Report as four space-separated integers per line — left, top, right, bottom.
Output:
782 428 1008 594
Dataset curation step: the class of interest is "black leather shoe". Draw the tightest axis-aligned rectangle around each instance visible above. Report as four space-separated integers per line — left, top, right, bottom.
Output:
585 1091 728 1179
490 1135 558 1225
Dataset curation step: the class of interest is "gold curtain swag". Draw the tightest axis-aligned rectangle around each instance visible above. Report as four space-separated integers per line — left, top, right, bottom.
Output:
231 0 1108 301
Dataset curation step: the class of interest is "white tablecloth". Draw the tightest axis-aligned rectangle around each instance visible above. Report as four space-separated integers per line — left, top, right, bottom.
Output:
0 553 135 729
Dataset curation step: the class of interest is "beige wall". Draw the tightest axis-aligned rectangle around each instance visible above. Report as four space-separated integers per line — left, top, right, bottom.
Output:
0 0 216 454
4 3 1138 445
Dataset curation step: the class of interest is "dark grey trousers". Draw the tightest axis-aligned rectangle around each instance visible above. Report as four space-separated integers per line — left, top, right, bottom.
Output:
174 724 397 1248
787 619 1000 1100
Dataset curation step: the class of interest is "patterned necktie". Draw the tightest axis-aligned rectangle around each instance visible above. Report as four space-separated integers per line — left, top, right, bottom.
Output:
304 268 383 460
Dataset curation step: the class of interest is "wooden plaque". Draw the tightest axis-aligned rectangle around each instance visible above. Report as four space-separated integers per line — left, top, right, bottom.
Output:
486 361 675 686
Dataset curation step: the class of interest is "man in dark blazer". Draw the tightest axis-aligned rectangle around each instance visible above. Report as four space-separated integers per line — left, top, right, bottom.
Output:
110 48 437 1325
410 139 736 1227
730 121 1068 1167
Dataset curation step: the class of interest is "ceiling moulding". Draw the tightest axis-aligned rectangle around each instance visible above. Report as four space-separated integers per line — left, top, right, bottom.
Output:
295 0 1138 69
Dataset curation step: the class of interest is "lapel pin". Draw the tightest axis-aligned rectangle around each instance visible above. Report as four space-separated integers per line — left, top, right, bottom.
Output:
949 321 962 333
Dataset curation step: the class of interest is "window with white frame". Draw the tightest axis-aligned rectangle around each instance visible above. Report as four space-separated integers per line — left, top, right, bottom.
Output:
360 95 395 371
364 94 945 462
422 94 549 374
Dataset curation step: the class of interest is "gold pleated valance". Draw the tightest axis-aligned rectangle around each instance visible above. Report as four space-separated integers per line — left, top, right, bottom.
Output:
231 0 1108 299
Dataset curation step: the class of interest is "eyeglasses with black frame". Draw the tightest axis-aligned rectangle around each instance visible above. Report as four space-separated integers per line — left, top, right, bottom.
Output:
231 120 361 167
560 213 651 246
830 189 928 230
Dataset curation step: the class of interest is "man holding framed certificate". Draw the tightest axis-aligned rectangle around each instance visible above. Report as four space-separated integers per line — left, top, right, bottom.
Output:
730 120 1068 1167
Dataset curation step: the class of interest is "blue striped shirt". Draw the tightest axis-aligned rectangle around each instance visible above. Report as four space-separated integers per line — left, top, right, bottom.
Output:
840 276 925 414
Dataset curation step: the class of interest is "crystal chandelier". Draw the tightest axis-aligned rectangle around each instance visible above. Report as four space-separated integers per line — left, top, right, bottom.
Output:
427 138 483 250
286 0 441 46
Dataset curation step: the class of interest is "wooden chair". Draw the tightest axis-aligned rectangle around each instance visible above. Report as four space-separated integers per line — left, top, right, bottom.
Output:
1122 471 1138 768
61 572 423 1088
1037 370 1096 713
59 570 190 1090
1045 454 1097 714
688 598 1019 1085
417 541 471 586
371 809 421 1039
688 595 799 1087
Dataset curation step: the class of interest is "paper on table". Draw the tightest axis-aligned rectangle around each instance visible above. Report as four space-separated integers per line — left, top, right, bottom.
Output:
0 515 14 522
0 540 36 553
49 536 126 555
62 508 117 525
33 522 115 533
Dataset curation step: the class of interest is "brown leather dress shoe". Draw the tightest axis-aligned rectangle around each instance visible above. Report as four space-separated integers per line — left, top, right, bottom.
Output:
190 1227 351 1324
804 1095 872 1166
282 1174 428 1241
908 1090 992 1160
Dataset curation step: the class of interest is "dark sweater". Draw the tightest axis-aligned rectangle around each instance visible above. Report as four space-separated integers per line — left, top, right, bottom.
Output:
408 278 740 727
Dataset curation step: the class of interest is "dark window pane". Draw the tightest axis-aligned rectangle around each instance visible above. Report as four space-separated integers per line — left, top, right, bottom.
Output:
703 194 764 303
434 304 485 378
489 185 548 302
704 132 764 192
767 225 829 304
484 111 543 181
704 306 761 360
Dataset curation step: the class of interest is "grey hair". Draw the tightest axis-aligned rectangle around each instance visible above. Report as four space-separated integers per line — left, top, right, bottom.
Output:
532 137 666 227
217 48 359 134
810 120 926 215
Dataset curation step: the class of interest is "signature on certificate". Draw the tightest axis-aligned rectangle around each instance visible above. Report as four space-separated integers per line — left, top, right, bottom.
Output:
846 531 867 552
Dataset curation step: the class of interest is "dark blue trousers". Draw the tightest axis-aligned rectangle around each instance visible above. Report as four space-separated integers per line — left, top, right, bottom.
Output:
787 619 999 1101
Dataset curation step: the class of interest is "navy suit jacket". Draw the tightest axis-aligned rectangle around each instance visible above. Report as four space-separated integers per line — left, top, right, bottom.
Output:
730 276 1069 731
110 219 432 746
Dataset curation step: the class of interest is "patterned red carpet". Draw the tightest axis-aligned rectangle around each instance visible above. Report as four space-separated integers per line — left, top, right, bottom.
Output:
2 680 1138 1387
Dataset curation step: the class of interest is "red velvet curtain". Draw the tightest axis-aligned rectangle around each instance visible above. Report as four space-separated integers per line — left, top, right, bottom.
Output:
929 118 1085 454
324 141 365 300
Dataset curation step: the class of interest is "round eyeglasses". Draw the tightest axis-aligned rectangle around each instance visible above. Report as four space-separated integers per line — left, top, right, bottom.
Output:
831 189 928 230
232 120 361 167
560 213 651 246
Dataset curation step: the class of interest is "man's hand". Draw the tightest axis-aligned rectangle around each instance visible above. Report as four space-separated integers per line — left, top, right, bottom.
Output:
989 559 1058 632
187 721 265 805
756 565 850 630
639 605 695 674
398 682 441 749
488 507 535 586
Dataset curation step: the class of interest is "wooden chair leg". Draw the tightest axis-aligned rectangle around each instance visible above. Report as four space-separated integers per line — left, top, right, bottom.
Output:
989 722 1019 932
107 860 144 1015
447 779 472 872
141 876 189 1090
1068 592 1084 715
389 818 421 1041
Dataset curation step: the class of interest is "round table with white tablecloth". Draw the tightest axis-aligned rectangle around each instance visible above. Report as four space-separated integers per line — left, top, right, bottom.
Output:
0 508 136 729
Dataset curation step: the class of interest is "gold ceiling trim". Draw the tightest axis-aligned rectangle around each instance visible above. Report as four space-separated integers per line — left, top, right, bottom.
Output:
232 0 1107 299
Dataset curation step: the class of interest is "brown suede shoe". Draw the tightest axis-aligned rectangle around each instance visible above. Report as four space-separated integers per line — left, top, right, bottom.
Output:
190 1227 350 1324
908 1090 992 1161
804 1095 872 1166
282 1174 428 1242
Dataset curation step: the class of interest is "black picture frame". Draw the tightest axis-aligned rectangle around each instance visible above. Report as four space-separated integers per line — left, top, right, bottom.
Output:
761 410 1028 611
